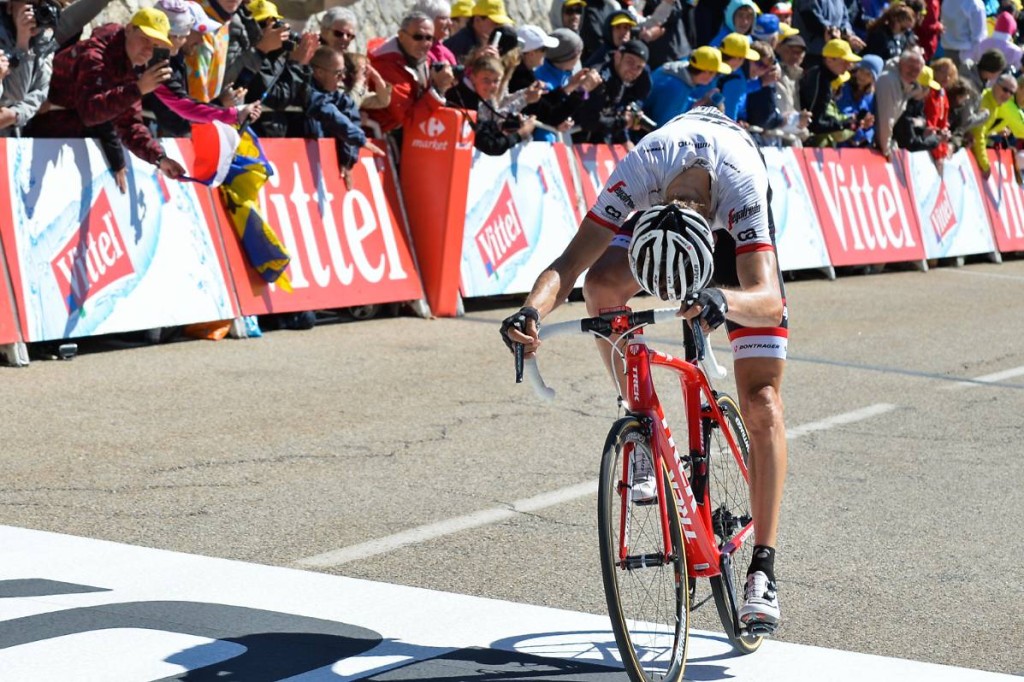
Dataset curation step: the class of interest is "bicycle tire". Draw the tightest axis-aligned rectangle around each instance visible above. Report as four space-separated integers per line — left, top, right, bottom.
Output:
706 394 764 654
598 417 689 682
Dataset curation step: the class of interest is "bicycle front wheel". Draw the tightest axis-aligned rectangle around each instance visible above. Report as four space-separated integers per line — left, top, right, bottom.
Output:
706 394 764 654
598 417 688 682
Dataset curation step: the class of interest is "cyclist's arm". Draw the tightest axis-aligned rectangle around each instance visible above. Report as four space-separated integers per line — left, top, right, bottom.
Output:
524 216 615 318
722 249 785 328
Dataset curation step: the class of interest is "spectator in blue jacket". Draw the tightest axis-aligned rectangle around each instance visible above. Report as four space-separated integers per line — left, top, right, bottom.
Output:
533 27 604 140
836 52 880 146
718 32 761 120
709 0 758 47
645 45 730 126
305 46 384 182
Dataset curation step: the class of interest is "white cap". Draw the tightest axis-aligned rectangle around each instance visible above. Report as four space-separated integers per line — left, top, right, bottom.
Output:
518 24 558 53
185 0 221 34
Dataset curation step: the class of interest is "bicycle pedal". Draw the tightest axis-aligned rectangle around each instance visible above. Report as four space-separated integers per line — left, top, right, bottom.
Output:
740 621 778 637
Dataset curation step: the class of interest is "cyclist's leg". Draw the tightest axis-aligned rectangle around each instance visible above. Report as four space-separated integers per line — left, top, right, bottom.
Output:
583 237 642 395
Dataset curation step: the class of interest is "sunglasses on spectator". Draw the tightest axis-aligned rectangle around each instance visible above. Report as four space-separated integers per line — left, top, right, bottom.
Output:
314 65 346 76
332 29 356 39
403 30 435 42
564 6 584 14
998 84 1017 95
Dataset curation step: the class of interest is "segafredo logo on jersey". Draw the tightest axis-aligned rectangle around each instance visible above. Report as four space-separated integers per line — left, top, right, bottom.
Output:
50 189 134 313
606 180 635 209
728 203 761 231
475 182 527 276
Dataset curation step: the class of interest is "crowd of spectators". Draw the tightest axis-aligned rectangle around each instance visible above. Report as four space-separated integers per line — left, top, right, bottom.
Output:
3 0 1024 193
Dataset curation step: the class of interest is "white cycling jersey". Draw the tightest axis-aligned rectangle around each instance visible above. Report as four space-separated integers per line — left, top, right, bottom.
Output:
587 107 775 256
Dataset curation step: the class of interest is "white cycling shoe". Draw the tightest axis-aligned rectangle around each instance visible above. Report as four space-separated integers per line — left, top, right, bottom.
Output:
630 450 658 505
738 570 781 632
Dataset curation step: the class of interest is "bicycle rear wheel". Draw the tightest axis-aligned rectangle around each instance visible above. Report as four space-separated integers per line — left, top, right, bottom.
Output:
706 394 764 654
598 417 688 682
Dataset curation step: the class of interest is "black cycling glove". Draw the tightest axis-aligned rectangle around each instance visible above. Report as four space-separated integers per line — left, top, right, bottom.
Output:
499 306 540 352
690 288 728 330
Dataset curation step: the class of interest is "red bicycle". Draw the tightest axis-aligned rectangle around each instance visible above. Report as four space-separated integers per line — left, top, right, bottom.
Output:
524 305 763 682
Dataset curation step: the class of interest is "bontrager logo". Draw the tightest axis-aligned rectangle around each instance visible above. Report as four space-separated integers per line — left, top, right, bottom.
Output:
50 190 134 313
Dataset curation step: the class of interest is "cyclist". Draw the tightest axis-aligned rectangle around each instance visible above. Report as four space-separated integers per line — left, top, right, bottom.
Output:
500 106 787 633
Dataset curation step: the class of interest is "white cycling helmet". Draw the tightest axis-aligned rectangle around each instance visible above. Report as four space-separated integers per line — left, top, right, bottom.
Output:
627 204 715 302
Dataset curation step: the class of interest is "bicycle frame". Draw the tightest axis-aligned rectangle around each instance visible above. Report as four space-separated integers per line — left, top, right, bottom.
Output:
619 326 754 580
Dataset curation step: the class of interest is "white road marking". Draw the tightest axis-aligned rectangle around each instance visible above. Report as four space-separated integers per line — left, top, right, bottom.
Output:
295 481 598 568
944 269 1024 281
785 403 897 440
298 405 897 568
945 365 1024 390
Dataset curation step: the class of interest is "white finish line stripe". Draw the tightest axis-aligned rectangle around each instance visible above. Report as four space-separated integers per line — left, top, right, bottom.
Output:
298 405 896 569
295 481 598 568
786 403 896 440
945 365 1024 390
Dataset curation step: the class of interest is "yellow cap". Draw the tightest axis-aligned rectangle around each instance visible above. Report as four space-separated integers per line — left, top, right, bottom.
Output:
129 8 173 46
721 32 759 60
778 21 799 38
563 0 587 5
610 13 638 26
918 65 942 90
690 46 732 74
822 38 860 62
247 0 283 22
451 0 474 17
471 0 513 24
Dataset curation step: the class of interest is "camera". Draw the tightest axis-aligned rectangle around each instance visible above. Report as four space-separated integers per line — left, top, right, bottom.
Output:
625 101 658 131
148 47 170 68
272 19 301 51
32 0 61 29
501 113 523 132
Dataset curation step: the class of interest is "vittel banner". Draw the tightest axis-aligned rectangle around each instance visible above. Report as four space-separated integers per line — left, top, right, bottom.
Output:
978 149 1024 253
0 138 237 342
572 144 630 211
903 150 995 259
220 139 424 315
799 148 926 267
460 142 580 297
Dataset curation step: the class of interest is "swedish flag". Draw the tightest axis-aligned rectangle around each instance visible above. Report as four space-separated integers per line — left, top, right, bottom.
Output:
219 126 292 291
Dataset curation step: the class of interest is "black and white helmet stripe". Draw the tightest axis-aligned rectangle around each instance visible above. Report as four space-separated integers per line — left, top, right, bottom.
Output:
627 204 714 302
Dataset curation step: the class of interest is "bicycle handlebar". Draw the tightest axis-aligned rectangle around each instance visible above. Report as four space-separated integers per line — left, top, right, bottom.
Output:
524 307 727 402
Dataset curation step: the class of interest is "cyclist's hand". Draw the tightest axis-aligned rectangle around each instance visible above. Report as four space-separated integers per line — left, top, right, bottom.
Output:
500 306 541 356
680 288 728 331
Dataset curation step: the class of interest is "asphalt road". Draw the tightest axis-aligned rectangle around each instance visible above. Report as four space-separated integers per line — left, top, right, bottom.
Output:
2 257 1023 676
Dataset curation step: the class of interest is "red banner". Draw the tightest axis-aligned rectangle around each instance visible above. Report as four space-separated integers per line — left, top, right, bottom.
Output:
978 149 1024 253
0 139 20 345
214 138 424 316
798 148 926 267
400 108 474 317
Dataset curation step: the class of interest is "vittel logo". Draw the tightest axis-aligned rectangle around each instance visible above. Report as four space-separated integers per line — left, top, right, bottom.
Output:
262 156 410 289
988 160 1024 240
929 183 956 242
812 160 918 251
50 190 134 313
474 182 527 276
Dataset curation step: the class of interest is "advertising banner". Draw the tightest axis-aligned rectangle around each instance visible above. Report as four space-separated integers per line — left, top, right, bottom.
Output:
216 139 424 316
763 148 831 273
460 142 581 297
573 144 630 210
799 148 926 267
0 138 237 343
0 145 21 345
978 148 1024 253
903 150 995 259
400 108 475 316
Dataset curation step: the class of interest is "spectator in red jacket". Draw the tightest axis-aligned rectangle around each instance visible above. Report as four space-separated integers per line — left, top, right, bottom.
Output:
368 11 456 136
921 64 951 171
26 8 186 179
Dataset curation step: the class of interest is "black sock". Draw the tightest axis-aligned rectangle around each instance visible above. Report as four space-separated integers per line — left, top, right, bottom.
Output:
747 545 776 583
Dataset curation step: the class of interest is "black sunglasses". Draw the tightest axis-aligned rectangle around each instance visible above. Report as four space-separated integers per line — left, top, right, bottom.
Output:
404 31 435 42
564 5 584 14
332 29 356 39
